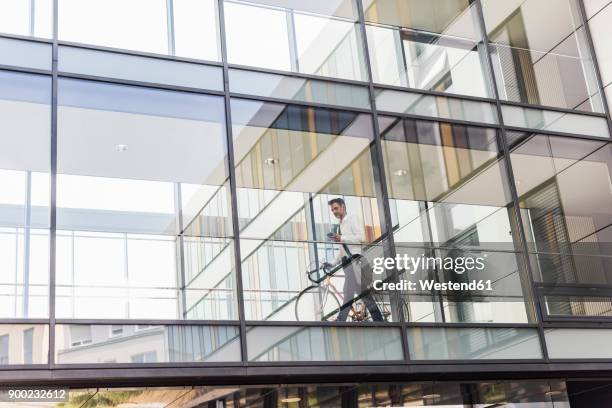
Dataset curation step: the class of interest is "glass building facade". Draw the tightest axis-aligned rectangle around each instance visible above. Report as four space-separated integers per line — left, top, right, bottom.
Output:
1 0 612 406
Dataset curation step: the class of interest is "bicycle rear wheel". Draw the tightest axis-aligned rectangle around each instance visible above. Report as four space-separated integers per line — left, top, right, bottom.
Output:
295 285 341 321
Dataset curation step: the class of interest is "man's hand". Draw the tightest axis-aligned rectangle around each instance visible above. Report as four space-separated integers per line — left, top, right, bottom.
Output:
330 233 341 242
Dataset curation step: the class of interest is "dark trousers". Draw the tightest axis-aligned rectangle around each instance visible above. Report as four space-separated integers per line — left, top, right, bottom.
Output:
336 256 384 321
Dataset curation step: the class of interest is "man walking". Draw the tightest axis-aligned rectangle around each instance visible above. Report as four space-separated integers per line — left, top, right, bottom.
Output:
327 198 383 321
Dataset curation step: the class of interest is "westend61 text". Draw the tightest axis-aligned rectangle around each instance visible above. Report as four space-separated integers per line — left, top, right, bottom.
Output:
373 279 493 291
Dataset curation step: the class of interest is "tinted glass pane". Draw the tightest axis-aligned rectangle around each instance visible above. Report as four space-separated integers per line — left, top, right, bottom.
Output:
379 117 534 323
375 88 498 124
407 327 542 359
0 37 52 70
231 99 393 322
58 47 224 91
482 0 603 112
59 0 220 60
0 71 50 319
363 0 491 97
224 0 366 81
0 0 52 38
247 326 403 361
56 79 236 320
545 328 612 358
229 69 370 109
0 325 48 365
502 105 609 138
55 324 241 363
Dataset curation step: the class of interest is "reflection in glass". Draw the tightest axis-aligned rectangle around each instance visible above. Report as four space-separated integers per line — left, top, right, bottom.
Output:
363 0 491 97
56 79 236 319
482 0 603 112
58 47 224 91
224 0 366 81
379 116 533 323
247 326 403 361
546 328 612 358
0 71 50 318
375 88 498 124
59 0 220 60
0 325 48 365
502 104 609 139
407 327 542 360
55 324 241 364
229 69 370 109
510 134 612 261
0 0 52 38
231 99 393 322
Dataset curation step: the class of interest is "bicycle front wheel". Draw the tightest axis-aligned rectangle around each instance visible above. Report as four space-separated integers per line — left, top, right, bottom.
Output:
295 285 341 321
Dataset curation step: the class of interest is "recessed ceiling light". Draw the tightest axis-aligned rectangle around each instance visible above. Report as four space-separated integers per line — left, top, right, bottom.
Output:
264 158 278 165
422 393 441 400
394 169 408 177
280 397 301 403
115 144 129 152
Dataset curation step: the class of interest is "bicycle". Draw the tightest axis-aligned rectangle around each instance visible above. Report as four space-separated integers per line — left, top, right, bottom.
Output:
294 261 406 322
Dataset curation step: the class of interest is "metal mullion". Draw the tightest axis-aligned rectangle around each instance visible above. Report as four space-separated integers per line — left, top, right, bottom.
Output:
166 0 176 56
217 0 248 365
355 0 410 363
175 184 188 319
474 0 550 361
577 0 612 134
0 319 49 325
48 0 58 370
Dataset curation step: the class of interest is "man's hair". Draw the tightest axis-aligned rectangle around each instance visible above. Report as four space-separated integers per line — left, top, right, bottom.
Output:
328 198 345 207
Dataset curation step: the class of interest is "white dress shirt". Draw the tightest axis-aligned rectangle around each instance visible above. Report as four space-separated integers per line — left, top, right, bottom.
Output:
333 212 365 264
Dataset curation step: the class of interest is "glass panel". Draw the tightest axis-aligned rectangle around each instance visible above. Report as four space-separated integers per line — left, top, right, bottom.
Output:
58 0 220 60
482 0 603 112
0 71 50 318
407 327 542 360
544 294 612 317
379 117 534 323
510 134 612 261
375 88 498 124
0 0 52 38
55 324 241 363
229 69 370 109
231 99 395 322
58 46 224 91
0 37 52 70
224 0 366 81
588 3 612 87
56 79 236 320
502 104 610 138
545 328 612 358
362 0 481 39
0 325 48 365
363 0 491 98
247 326 403 361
